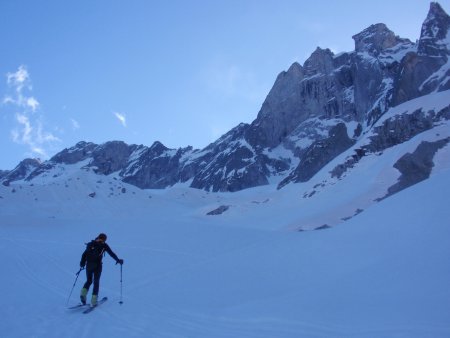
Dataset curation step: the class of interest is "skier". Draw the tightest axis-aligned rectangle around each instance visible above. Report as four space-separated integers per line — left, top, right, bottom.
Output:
79 233 124 306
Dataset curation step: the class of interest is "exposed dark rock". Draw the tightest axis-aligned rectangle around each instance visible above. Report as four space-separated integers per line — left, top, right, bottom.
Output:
121 142 195 189
331 147 367 179
384 138 450 197
191 144 269 192
5 4 449 194
353 23 409 56
89 141 136 175
51 141 97 164
246 49 355 150
315 224 331 230
392 3 450 105
279 123 355 187
366 107 449 152
2 158 41 183
0 170 10 180
418 2 450 57
26 163 55 181
207 205 230 215
331 105 450 179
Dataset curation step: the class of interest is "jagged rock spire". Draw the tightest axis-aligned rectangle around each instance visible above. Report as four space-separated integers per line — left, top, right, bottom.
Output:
303 47 335 76
418 2 450 56
352 23 407 56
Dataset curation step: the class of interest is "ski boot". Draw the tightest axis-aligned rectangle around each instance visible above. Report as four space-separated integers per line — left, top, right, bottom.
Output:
91 294 98 307
80 288 88 305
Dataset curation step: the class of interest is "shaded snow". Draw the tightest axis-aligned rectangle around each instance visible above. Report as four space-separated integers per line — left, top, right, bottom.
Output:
1 160 449 337
1 105 450 337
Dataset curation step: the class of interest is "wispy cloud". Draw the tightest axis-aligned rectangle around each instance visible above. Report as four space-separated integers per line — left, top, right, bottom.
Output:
26 97 40 112
114 112 127 127
11 114 56 158
3 65 61 159
5 65 40 112
71 118 80 130
7 65 30 90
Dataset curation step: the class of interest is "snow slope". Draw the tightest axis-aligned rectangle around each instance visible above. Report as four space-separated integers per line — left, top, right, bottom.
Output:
1 143 450 337
0 87 449 337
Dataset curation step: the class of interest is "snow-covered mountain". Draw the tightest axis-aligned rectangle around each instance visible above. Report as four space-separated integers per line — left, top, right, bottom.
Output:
1 3 449 229
1 104 450 337
2 3 449 198
2 89 448 230
1 4 450 337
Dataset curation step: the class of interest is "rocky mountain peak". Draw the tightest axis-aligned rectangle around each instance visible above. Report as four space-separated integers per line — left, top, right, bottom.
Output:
149 141 169 154
2 3 449 194
268 61 304 96
418 2 450 56
353 23 405 56
2 158 41 184
51 141 97 164
89 141 136 175
303 47 335 76
286 61 303 77
251 61 306 147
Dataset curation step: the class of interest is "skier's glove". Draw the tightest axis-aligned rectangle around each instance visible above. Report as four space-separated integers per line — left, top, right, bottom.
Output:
116 259 124 265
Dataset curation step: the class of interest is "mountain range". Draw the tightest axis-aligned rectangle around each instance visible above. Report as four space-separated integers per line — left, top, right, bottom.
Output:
1 4 450 336
1 2 449 210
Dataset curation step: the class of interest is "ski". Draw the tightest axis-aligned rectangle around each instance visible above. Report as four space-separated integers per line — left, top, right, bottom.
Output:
68 303 88 310
82 297 108 314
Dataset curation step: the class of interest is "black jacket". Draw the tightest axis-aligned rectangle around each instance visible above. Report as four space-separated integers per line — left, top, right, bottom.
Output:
80 240 120 268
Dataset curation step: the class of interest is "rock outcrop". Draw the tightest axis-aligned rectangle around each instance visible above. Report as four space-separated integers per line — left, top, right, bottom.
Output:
2 3 449 194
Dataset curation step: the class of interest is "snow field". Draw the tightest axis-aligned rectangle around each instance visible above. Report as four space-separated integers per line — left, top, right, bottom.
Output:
1 164 450 337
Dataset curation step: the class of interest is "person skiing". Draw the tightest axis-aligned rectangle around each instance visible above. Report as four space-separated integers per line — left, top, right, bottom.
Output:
79 233 123 306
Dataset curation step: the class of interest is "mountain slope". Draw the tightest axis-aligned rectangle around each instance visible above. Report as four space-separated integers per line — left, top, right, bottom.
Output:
2 3 449 195
1 3 450 338
0 149 449 337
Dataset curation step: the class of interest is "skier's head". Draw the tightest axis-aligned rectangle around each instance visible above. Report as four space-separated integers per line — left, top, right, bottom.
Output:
96 233 107 242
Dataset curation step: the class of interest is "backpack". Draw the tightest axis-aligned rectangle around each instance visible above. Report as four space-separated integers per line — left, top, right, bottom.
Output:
84 241 105 262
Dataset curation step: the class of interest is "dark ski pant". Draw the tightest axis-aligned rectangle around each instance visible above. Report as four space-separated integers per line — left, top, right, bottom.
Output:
83 264 102 295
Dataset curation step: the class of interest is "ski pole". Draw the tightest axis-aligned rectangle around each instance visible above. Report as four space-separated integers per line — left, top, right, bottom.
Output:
119 263 123 305
66 267 84 306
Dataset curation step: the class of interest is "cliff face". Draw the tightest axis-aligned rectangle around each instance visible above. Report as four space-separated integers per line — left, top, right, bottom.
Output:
3 3 450 193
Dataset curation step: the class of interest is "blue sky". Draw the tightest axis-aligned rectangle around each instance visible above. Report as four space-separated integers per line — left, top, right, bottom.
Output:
0 0 442 170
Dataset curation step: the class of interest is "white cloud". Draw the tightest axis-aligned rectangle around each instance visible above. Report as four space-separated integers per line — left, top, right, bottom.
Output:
4 65 61 159
7 65 30 90
36 122 60 143
3 65 37 112
15 114 33 144
31 146 47 157
11 114 61 158
71 118 80 130
3 96 14 104
26 97 40 112
114 112 127 127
